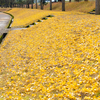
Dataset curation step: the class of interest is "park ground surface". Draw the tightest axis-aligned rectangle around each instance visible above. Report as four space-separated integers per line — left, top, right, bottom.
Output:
0 1 100 100
0 12 11 36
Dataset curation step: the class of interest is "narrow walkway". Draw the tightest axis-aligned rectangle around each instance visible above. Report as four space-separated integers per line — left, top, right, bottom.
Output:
0 12 11 36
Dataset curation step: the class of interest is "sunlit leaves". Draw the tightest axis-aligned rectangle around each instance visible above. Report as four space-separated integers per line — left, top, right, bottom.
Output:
0 9 100 99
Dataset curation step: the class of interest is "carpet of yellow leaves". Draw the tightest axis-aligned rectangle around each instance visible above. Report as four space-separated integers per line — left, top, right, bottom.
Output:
5 8 85 28
5 8 55 28
0 9 100 100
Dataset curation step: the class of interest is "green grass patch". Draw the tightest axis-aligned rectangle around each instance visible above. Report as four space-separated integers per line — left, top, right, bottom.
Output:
0 97 4 100
30 22 37 25
25 25 30 28
96 92 100 97
37 19 42 22
3 12 14 28
0 35 4 44
4 12 14 19
42 17 48 20
47 15 54 17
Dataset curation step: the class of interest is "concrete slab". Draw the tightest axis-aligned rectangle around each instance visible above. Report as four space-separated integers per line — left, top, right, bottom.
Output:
0 12 11 36
11 28 27 30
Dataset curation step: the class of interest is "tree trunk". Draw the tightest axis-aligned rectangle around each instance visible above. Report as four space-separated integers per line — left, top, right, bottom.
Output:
58 0 61 2
69 0 71 2
96 0 100 15
5 0 7 7
75 0 79 2
31 0 33 9
50 0 52 10
27 0 30 8
40 0 43 10
1 5 3 8
36 0 37 9
10 0 13 8
84 0 88 1
62 0 65 11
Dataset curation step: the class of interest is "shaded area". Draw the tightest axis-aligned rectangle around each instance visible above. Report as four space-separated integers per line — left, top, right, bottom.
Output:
0 33 7 43
89 9 95 14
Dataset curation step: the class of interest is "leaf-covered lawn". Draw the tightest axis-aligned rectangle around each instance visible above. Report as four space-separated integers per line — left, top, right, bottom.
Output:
0 9 100 100
5 8 56 28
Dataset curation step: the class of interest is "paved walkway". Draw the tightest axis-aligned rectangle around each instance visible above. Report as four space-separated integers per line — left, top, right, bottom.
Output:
0 12 11 36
